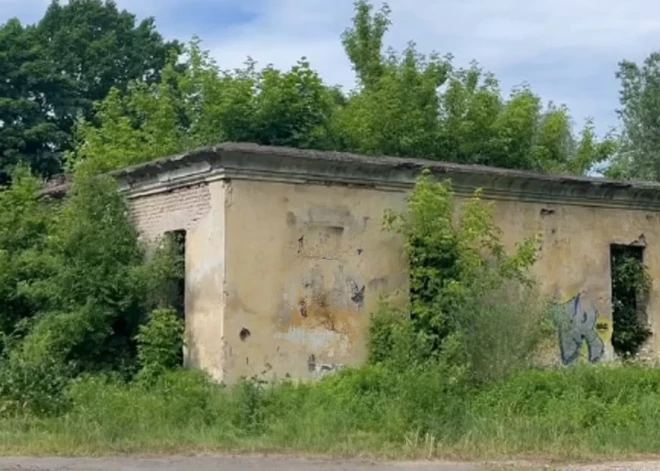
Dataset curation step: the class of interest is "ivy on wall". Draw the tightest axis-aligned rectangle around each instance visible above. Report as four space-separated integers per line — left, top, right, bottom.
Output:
611 245 652 358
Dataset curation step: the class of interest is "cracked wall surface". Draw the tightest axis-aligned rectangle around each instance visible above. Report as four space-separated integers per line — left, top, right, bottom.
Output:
221 180 408 382
119 144 660 381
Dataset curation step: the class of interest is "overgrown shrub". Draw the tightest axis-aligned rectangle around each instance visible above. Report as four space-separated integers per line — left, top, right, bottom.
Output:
0 171 182 411
0 166 55 345
611 248 652 357
0 354 72 416
454 279 555 382
371 170 545 381
136 308 185 382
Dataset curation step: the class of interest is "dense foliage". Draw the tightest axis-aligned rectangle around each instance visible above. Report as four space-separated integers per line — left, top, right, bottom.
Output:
607 52 660 180
64 1 616 177
0 1 659 458
610 247 652 357
0 0 179 182
369 171 552 381
0 169 182 413
136 308 185 382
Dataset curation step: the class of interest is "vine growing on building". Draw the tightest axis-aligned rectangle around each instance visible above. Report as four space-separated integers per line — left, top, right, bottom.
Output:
369 170 552 382
611 247 652 358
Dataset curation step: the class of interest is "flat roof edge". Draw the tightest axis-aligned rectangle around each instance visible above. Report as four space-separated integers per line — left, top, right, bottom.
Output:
40 143 660 211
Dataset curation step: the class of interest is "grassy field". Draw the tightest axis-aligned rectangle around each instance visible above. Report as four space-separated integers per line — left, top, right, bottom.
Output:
2 364 660 460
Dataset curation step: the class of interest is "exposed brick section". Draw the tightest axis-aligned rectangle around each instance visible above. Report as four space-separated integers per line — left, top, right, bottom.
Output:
129 184 212 241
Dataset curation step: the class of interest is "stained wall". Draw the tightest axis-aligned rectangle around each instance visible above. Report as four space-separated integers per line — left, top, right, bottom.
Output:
221 180 408 383
494 200 660 362
219 183 660 379
129 180 227 381
116 143 660 382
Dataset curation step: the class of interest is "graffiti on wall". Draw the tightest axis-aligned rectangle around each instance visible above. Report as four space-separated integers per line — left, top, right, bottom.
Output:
308 354 343 376
556 293 607 365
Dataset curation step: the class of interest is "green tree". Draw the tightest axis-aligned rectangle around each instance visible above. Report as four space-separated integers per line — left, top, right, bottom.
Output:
335 1 614 174
0 20 72 182
2 172 182 374
38 0 179 112
371 170 551 381
68 40 337 175
0 167 55 343
0 168 183 413
0 0 179 181
69 0 614 176
606 52 660 180
341 0 392 89
329 44 450 157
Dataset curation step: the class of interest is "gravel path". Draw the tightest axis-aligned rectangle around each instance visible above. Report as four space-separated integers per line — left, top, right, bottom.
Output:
0 455 659 471
0 456 477 471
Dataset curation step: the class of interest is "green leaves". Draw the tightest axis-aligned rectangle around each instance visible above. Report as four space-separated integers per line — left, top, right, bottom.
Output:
135 308 185 382
377 170 542 373
0 0 179 181
607 52 660 180
0 20 70 182
65 1 615 177
68 40 339 176
341 0 392 89
0 167 55 336
610 249 652 357
333 2 613 173
0 169 185 407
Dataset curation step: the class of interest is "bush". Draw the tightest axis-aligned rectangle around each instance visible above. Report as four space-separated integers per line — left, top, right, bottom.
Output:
135 308 185 382
0 354 72 416
0 169 184 413
610 248 652 357
368 301 424 370
0 166 55 347
372 170 544 380
454 278 555 382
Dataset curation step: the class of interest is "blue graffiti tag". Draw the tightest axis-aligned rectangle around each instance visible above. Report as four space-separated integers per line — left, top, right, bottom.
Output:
557 293 604 365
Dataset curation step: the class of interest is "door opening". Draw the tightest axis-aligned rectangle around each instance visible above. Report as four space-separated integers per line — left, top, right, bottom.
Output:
164 229 186 365
610 244 651 358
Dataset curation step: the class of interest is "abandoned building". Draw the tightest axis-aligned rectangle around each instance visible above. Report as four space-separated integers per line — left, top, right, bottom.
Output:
45 143 660 382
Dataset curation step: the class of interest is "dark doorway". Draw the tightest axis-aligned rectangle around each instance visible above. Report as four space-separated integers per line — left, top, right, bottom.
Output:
163 229 186 366
163 230 186 320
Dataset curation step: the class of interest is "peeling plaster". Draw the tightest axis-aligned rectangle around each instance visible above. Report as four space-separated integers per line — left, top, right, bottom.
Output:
274 327 351 357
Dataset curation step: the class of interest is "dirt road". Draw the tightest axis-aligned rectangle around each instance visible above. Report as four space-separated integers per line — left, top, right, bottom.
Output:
0 456 477 471
0 455 659 471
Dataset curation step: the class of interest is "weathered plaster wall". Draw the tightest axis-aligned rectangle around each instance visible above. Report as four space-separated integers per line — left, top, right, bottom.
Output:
128 181 227 381
221 180 408 382
220 183 660 379
113 143 660 382
493 200 660 363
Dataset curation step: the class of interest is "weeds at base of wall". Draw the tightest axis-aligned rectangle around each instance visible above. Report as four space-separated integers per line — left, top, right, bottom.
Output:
3 365 660 459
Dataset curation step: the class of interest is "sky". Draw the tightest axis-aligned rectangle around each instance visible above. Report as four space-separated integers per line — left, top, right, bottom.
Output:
2 0 659 138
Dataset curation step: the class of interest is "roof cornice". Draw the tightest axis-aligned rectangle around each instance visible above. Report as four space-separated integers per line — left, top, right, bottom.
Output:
46 142 660 211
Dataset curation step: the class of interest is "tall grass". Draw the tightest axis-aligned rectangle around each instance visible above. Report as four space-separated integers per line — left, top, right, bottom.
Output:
2 365 660 459
0 171 654 461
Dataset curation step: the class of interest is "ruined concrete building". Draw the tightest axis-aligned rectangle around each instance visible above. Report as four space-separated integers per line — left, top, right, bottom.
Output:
60 143 660 382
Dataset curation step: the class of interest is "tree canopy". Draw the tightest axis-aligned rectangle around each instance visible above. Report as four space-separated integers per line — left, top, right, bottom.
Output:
605 52 660 180
65 1 617 178
0 0 179 182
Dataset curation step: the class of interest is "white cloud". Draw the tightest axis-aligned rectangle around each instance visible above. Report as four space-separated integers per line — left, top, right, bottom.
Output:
3 0 660 135
198 0 660 133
